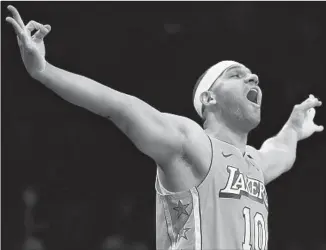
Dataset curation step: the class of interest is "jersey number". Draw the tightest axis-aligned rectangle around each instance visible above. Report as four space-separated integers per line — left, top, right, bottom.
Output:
242 207 267 250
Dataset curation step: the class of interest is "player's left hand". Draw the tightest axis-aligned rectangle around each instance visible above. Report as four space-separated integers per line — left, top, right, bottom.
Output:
5 5 51 77
287 94 323 141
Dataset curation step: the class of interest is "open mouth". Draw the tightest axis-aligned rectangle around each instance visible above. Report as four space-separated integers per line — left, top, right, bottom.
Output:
246 88 259 105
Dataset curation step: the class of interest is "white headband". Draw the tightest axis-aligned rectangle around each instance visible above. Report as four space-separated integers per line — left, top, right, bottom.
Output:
193 60 243 118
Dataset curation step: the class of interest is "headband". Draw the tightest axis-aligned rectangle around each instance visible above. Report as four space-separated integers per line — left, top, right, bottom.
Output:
193 60 243 118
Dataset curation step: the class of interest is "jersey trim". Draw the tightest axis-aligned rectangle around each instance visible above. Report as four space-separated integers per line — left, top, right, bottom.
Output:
196 134 214 189
161 196 175 249
190 187 202 250
162 197 173 247
195 186 203 250
156 133 214 196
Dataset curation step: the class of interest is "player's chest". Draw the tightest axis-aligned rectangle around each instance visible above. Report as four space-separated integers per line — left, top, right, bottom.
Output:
215 155 268 209
218 152 264 182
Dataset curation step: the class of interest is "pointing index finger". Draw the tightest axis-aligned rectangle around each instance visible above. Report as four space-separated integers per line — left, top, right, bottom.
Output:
7 5 25 29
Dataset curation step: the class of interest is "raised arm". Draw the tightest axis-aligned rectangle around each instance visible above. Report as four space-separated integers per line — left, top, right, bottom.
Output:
5 5 186 167
36 63 186 166
259 95 323 184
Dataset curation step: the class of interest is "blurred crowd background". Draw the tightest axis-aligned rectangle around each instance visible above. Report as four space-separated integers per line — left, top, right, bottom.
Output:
2 2 326 250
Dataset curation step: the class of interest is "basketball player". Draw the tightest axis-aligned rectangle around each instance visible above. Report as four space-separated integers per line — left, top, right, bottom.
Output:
6 5 323 250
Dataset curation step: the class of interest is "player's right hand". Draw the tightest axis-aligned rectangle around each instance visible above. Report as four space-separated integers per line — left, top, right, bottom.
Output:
6 5 51 77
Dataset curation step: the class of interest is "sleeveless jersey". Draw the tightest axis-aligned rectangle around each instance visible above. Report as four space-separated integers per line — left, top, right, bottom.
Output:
155 136 269 250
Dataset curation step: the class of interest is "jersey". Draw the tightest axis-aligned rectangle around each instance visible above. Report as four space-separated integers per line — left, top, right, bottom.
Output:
155 135 269 250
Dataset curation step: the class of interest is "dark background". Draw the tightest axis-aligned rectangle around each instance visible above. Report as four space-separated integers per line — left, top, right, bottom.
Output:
2 2 326 250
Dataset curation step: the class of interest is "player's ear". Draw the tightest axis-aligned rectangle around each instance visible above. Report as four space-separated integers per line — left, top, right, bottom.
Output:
200 91 217 107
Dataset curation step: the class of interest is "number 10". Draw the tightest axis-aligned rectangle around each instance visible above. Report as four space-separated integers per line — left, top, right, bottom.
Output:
242 207 267 250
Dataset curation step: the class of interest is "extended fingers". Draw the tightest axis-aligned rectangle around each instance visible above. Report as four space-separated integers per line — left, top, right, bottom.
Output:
6 5 30 46
6 16 23 35
7 5 25 28
6 16 29 46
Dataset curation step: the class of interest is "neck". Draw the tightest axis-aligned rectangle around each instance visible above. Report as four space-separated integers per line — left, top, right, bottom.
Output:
204 112 248 154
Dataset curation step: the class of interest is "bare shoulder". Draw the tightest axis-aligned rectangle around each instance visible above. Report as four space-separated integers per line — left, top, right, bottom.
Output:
163 113 205 135
163 113 210 147
158 113 213 192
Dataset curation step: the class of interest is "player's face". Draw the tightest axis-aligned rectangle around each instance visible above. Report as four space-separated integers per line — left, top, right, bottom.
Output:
212 65 262 132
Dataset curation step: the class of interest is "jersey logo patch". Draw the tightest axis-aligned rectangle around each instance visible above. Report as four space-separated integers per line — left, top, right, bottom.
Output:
219 165 268 209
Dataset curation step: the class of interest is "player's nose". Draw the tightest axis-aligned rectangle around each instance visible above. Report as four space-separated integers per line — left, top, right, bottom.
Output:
244 74 259 85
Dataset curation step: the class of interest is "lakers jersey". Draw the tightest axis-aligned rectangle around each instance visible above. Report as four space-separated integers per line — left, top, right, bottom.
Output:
156 136 269 250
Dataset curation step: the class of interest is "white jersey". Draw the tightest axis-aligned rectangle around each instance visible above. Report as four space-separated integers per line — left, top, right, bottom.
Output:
156 136 269 250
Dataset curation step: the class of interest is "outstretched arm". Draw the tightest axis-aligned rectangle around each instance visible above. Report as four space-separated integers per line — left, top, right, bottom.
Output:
35 63 186 166
5 5 186 168
259 95 323 185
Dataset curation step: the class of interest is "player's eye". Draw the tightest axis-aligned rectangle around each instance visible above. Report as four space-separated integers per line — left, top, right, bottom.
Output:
231 74 241 78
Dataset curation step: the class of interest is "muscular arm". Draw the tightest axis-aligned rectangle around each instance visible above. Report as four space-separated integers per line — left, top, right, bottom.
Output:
259 124 298 185
258 95 322 185
5 5 213 191
34 63 186 166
